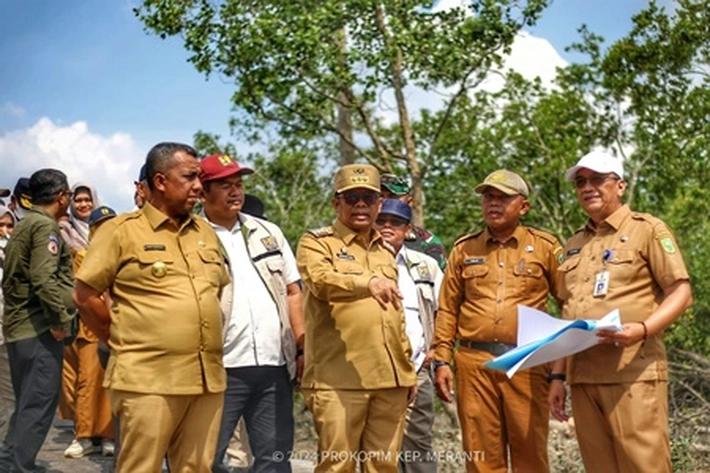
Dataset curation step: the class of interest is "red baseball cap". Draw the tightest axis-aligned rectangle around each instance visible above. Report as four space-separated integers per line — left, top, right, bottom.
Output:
200 154 254 183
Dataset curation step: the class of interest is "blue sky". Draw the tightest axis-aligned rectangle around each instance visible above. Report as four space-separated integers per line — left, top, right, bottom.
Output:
0 0 668 211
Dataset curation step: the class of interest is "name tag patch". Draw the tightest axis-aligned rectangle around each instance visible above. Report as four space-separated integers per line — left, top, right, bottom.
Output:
464 257 485 265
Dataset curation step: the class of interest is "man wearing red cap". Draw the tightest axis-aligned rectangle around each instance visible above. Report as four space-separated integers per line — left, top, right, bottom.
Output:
73 142 230 473
199 154 304 473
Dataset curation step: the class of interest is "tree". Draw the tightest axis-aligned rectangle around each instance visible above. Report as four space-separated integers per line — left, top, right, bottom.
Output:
135 0 550 226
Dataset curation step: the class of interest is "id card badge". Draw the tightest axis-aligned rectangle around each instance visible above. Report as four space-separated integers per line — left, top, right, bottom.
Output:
593 271 610 297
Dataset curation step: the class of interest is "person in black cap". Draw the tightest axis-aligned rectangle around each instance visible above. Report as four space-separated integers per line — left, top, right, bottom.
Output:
133 164 151 209
64 206 117 459
0 169 76 473
7 178 32 221
380 174 448 270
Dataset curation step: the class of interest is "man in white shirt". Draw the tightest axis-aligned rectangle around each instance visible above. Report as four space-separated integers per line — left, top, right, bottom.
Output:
374 198 443 473
199 154 305 473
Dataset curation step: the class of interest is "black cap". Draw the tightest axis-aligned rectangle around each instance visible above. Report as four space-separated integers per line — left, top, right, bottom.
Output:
13 178 32 209
138 164 147 182
88 206 117 227
242 194 265 219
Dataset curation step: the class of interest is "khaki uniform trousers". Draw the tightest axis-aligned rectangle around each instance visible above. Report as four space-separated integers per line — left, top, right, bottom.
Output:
455 348 549 473
570 381 671 473
73 339 112 438
109 390 223 473
304 387 409 473
58 343 78 421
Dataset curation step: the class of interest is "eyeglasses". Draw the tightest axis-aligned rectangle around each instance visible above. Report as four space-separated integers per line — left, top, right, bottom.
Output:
574 174 620 189
63 190 74 198
375 216 408 228
338 191 380 206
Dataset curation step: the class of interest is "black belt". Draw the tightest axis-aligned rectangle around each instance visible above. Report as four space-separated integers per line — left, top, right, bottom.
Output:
458 340 516 356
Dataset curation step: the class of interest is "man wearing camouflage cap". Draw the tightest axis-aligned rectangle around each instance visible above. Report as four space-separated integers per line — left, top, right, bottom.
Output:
431 169 562 473
380 174 447 270
296 163 416 473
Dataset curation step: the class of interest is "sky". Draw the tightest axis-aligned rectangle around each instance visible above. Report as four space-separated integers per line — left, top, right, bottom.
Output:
0 0 672 211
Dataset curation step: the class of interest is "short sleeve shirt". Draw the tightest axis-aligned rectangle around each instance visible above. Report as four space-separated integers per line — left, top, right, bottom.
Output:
76 203 230 395
559 205 689 384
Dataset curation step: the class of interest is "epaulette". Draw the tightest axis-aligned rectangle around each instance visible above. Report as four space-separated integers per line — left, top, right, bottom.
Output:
307 225 334 238
527 227 560 246
630 211 661 225
111 209 142 226
454 229 484 246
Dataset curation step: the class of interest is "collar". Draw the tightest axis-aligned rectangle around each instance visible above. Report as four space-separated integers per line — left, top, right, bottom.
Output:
584 204 630 233
482 224 526 245
333 219 381 247
29 206 55 221
142 202 198 232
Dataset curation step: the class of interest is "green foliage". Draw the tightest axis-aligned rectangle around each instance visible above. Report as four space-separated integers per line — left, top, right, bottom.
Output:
136 0 551 225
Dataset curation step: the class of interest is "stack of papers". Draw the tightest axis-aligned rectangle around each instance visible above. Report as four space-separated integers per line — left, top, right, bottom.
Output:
484 305 621 378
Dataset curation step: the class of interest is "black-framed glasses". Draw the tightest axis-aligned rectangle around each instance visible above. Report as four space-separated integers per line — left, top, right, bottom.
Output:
338 191 380 206
375 216 408 228
574 174 620 189
63 189 74 199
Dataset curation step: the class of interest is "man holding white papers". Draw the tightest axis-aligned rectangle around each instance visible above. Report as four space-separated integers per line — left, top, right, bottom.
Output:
431 170 562 473
550 151 693 473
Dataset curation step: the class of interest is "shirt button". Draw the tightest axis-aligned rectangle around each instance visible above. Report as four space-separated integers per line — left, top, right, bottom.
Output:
494 318 501 324
497 299 502 304
584 277 590 282
498 281 503 285
498 262 504 267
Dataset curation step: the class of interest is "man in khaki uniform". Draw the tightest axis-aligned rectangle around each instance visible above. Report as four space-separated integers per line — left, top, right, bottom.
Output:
549 151 692 473
296 164 417 473
432 170 562 473
73 142 230 473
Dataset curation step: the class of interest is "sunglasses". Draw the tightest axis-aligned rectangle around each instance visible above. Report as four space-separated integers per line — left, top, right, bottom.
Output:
338 191 380 206
574 174 620 189
375 216 408 228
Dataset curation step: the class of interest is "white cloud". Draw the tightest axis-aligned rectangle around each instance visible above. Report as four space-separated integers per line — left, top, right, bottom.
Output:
1 102 26 119
0 118 143 212
374 30 569 125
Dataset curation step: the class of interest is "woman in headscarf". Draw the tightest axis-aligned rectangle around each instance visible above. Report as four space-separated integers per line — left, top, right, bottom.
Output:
0 205 17 442
58 183 100 252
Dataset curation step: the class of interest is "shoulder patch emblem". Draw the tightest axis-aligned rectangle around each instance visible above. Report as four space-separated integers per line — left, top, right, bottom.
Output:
660 237 676 254
260 236 279 251
47 235 59 255
308 226 334 238
416 264 432 280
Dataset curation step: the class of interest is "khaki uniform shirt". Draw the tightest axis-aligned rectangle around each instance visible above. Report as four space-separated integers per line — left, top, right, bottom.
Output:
434 225 562 363
76 203 230 395
559 205 689 384
296 219 416 390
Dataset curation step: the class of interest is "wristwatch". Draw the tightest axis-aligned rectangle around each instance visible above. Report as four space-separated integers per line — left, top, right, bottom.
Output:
431 360 449 372
546 372 566 383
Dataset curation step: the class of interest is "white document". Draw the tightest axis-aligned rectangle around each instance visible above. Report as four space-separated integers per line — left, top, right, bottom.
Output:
484 305 621 378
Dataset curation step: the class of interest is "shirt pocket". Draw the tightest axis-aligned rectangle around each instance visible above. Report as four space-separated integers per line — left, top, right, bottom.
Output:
513 259 547 296
135 250 175 282
557 256 581 301
265 258 286 295
198 248 224 286
379 264 398 282
606 249 636 287
461 264 489 300
333 259 365 275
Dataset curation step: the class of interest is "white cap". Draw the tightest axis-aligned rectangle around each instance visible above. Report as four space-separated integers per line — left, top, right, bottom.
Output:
565 150 625 181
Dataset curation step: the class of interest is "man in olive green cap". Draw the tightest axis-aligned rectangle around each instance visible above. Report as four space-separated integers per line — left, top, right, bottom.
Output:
432 169 562 473
297 163 417 473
